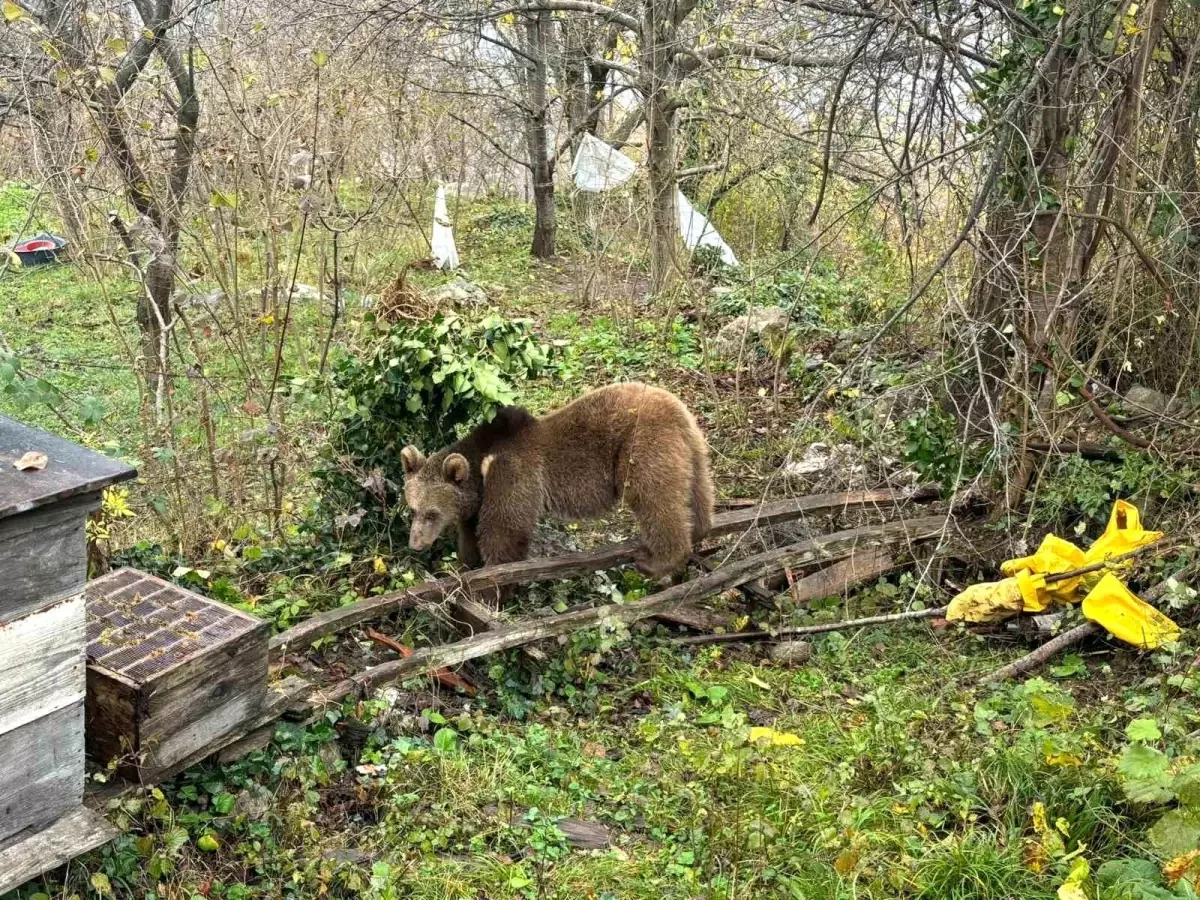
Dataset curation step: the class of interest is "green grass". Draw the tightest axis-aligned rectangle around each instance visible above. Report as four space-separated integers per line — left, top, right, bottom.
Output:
17 617 1178 899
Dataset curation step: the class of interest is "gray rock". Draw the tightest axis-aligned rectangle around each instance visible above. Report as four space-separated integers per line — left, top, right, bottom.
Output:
288 283 322 303
235 785 273 821
712 305 790 356
431 276 487 307
183 289 224 309
1125 384 1186 418
783 443 832 478
770 641 813 666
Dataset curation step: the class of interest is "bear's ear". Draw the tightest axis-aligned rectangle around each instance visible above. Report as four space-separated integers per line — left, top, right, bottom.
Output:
401 446 426 475
442 453 470 484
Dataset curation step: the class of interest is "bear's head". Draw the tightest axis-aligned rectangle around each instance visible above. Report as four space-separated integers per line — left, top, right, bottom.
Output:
400 445 473 551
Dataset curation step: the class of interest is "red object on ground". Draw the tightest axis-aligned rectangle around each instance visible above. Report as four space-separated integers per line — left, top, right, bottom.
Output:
15 239 56 252
365 628 477 695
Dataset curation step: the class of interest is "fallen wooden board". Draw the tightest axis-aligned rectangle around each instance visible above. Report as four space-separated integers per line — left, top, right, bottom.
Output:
448 596 547 663
304 514 949 709
0 806 118 895
786 546 898 603
272 486 938 658
488 804 611 850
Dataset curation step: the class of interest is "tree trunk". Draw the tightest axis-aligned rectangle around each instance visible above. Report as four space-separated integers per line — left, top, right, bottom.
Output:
530 166 557 258
522 12 556 259
643 0 681 292
140 248 176 409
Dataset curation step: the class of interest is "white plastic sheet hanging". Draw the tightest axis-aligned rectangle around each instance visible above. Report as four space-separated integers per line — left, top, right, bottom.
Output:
571 134 638 193
676 189 739 267
431 185 460 271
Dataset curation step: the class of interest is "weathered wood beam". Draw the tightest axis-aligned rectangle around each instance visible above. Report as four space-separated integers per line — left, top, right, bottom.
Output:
304 514 949 708
271 486 938 658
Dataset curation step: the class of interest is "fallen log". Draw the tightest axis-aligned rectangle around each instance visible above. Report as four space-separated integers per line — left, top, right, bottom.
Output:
446 596 547 663
271 486 939 658
676 606 947 646
303 514 949 709
979 622 1100 684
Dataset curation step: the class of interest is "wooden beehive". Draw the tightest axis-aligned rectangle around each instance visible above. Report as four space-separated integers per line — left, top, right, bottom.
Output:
86 568 270 783
0 415 134 894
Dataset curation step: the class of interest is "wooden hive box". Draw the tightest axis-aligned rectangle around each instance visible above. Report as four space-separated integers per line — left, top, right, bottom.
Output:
85 568 270 783
0 414 134 894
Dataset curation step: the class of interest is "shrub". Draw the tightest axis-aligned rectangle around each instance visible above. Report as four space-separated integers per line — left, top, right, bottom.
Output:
315 313 556 542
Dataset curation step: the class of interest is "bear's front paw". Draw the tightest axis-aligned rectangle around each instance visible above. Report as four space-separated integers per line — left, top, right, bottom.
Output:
633 548 678 579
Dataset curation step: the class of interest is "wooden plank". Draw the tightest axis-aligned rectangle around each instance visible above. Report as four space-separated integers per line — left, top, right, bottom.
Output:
0 596 85 735
448 597 547 663
0 414 136 522
272 486 939 657
787 547 899 604
0 499 93 624
0 806 117 895
308 515 949 709
0 700 85 849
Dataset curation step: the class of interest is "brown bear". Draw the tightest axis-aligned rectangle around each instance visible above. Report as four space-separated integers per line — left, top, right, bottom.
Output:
400 382 714 578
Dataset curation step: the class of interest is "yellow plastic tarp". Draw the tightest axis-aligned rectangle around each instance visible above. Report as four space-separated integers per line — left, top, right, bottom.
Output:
947 571 1049 623
1002 534 1088 598
1084 500 1163 568
1081 573 1180 650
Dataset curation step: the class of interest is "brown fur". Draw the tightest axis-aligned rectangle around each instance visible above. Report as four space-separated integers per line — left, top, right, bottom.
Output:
401 383 714 578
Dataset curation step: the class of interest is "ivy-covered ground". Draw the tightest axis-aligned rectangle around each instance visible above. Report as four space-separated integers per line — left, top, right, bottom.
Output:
4 190 1200 899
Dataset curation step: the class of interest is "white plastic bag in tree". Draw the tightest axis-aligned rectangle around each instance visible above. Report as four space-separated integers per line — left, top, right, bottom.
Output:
572 133 638 192
676 189 738 267
431 185 459 271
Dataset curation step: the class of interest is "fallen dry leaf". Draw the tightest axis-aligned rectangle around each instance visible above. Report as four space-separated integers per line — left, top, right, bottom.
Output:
583 742 608 759
1164 849 1200 885
12 450 48 471
833 849 860 876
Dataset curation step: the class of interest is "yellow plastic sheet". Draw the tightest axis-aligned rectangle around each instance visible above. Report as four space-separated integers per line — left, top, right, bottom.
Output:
1081 573 1180 650
947 571 1049 623
1002 534 1088 598
1084 500 1163 567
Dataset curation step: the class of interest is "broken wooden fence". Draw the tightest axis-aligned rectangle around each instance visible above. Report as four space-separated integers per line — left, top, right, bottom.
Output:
271 485 939 659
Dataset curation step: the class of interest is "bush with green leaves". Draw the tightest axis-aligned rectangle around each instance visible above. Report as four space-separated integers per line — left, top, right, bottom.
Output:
902 404 969 492
711 258 870 329
1032 450 1200 530
315 313 556 542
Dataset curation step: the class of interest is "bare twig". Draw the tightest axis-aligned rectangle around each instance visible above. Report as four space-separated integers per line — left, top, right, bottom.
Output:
676 606 947 646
